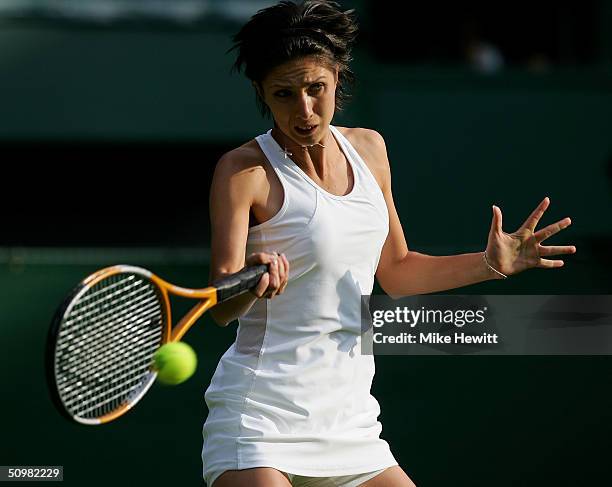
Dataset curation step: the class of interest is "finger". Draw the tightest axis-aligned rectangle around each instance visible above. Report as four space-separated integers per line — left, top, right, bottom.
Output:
275 253 286 293
245 252 261 266
267 256 279 298
246 252 275 267
538 245 577 256
534 217 572 243
520 197 550 232
251 272 270 298
278 253 290 293
537 258 565 269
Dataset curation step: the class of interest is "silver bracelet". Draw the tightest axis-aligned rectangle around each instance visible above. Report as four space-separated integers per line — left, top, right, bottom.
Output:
483 252 508 279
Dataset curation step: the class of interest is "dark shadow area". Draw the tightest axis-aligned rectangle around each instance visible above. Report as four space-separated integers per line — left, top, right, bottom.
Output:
1 140 236 246
369 2 601 69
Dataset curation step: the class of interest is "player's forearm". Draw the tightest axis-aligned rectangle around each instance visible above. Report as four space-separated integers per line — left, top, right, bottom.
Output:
209 292 258 327
379 250 502 296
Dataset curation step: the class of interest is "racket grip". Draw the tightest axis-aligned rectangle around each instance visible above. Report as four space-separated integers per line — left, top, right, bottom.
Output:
213 264 269 303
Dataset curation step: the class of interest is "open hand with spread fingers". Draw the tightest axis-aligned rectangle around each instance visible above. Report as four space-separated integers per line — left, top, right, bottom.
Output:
484 197 577 278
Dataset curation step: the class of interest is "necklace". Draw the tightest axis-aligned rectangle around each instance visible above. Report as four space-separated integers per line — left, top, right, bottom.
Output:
280 142 326 159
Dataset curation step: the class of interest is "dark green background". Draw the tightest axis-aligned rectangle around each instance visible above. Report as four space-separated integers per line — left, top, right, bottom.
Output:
1 5 612 486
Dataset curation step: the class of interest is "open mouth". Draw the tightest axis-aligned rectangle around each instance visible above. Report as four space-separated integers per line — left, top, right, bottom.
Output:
295 125 318 136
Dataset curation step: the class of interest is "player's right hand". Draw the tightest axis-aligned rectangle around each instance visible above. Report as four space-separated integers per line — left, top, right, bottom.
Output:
245 252 289 299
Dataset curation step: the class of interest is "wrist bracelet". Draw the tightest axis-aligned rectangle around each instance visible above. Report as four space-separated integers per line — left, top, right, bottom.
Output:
483 252 508 279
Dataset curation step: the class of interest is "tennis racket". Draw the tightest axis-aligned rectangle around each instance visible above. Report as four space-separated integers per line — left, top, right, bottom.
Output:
45 264 267 425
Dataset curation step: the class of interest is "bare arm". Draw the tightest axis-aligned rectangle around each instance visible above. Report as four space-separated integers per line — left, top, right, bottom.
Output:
364 130 500 296
365 130 574 296
208 151 288 326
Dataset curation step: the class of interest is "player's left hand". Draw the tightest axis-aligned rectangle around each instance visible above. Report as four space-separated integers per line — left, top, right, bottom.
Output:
484 197 576 277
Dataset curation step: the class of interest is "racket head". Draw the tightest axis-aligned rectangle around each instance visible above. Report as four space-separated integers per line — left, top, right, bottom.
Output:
45 265 170 425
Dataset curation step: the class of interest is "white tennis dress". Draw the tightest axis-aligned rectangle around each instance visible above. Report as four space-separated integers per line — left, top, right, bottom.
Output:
202 125 398 486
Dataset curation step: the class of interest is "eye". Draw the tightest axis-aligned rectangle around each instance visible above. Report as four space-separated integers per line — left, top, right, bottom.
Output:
309 83 324 94
274 89 292 98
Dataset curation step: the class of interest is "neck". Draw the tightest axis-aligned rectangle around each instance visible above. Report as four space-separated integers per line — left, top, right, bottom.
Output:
271 125 334 169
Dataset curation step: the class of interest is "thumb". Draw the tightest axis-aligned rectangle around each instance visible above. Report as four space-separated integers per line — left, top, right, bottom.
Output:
489 205 503 235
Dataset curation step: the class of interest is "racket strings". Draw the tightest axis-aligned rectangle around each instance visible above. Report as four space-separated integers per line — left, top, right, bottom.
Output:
65 358 154 411
59 314 162 391
57 284 160 382
58 325 161 415
63 280 162 418
62 276 154 331
57 294 160 367
69 274 138 307
55 273 164 420
74 369 154 417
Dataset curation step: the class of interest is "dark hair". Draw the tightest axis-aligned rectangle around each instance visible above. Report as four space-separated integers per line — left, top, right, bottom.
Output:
229 0 358 118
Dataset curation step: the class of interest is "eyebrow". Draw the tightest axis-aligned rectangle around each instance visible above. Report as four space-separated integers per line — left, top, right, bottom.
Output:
269 76 327 88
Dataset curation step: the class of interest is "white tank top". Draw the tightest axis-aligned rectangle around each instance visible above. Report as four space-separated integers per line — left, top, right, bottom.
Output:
202 126 397 480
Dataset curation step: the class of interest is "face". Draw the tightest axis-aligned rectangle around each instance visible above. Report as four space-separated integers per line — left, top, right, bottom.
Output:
258 56 338 146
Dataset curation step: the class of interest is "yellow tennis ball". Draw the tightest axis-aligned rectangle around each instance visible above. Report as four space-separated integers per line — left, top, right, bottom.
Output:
153 342 197 385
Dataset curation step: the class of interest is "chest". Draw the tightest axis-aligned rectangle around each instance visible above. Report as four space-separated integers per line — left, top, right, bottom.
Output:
304 195 388 268
251 155 354 227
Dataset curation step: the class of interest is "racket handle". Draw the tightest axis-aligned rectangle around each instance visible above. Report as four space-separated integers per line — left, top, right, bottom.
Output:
212 264 269 303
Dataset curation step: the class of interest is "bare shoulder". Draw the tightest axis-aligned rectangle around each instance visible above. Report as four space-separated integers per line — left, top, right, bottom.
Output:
212 139 269 195
335 126 390 189
337 126 386 151
215 139 267 179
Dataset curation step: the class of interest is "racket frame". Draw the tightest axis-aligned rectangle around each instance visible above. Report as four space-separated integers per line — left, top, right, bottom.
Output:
47 265 218 425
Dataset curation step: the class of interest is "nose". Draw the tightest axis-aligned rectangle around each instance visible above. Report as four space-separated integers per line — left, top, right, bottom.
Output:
295 91 313 120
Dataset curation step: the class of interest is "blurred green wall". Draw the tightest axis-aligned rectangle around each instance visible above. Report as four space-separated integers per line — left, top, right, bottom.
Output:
1 24 609 243
0 27 268 141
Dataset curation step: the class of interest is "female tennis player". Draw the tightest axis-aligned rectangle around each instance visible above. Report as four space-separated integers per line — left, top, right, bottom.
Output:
202 1 575 486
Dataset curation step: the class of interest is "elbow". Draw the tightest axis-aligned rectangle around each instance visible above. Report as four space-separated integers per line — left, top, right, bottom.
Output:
209 309 231 328
377 278 395 297
381 284 420 299
377 276 413 298
377 252 421 298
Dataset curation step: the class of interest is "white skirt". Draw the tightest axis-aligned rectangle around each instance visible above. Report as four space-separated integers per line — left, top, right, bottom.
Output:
201 340 398 486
